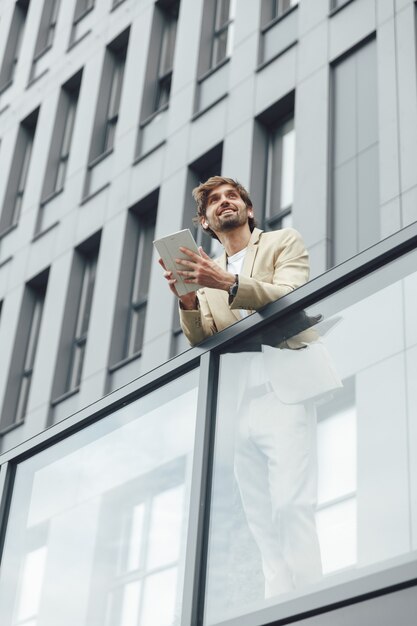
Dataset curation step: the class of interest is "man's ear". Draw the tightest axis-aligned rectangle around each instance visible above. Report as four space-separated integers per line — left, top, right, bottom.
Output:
202 219 208 228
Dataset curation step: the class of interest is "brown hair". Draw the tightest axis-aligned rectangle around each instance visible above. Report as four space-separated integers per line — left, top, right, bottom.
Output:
192 176 256 240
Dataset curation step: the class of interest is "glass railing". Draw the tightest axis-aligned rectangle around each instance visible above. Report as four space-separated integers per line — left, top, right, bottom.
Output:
204 242 417 623
0 223 416 626
0 371 199 626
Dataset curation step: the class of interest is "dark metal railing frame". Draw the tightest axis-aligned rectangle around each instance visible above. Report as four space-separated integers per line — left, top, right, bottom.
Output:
1 221 417 625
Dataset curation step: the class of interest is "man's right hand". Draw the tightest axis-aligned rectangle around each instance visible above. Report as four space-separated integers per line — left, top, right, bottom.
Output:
158 258 198 310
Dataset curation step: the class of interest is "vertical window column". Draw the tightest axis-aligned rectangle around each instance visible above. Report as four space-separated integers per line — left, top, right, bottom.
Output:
259 0 299 67
30 0 61 80
253 96 295 232
0 270 48 431
195 1 235 113
0 0 30 92
51 233 101 404
124 213 156 359
136 1 179 157
0 108 39 234
109 196 157 371
270 0 298 20
331 38 379 265
264 116 295 230
154 0 179 112
84 29 129 198
211 0 236 68
40 71 82 209
70 0 95 44
88 29 129 165
66 252 97 392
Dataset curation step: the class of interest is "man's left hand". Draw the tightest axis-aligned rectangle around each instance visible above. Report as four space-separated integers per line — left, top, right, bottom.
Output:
176 247 235 292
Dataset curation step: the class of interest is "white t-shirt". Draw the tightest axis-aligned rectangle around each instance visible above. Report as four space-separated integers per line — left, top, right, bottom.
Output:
227 248 249 319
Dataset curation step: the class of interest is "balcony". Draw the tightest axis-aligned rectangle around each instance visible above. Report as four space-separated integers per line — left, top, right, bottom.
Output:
0 222 417 625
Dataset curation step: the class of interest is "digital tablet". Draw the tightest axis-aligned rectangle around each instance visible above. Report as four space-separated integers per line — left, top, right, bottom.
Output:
154 229 202 296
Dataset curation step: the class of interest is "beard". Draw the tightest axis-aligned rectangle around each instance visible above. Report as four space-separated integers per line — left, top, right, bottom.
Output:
214 209 248 232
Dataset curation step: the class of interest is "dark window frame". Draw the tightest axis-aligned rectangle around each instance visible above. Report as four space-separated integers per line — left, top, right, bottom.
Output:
32 0 61 62
0 270 48 432
87 29 129 165
0 0 30 92
0 108 39 234
210 0 236 69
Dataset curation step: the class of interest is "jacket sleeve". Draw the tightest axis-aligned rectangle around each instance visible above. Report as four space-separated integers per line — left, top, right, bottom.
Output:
230 228 309 311
179 289 217 346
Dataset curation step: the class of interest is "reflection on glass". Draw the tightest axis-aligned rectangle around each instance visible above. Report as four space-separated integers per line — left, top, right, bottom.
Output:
141 568 177 626
316 498 357 574
0 370 198 626
317 404 357 505
204 247 417 623
17 546 47 623
120 581 141 626
147 485 184 569
126 503 145 572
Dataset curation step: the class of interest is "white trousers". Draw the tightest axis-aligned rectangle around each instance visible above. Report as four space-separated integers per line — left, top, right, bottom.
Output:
234 390 323 598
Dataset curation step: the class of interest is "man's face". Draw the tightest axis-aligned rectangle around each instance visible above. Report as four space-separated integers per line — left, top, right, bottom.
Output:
203 184 250 234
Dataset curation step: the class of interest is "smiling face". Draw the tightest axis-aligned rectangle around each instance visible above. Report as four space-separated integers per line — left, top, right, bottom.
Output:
202 184 252 235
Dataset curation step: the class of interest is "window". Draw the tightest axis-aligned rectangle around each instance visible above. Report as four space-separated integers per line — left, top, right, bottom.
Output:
0 108 39 234
73 0 94 23
0 270 48 431
211 0 236 68
155 0 179 112
330 0 353 11
87 459 186 625
32 0 61 59
139 0 179 124
70 0 95 44
263 116 295 230
270 0 298 21
252 95 295 231
194 1 234 112
88 30 129 163
124 211 155 359
40 71 82 204
196 0 236 80
0 0 29 92
109 195 157 368
51 233 100 402
331 38 379 265
259 0 299 65
67 249 97 391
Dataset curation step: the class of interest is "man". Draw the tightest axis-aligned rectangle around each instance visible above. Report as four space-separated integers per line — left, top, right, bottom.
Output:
160 176 322 599
161 176 310 345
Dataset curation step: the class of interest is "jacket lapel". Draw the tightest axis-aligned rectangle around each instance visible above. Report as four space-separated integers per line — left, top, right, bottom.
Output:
241 228 262 278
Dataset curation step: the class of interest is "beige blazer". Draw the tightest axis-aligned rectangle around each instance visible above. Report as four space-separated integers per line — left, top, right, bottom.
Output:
180 227 310 347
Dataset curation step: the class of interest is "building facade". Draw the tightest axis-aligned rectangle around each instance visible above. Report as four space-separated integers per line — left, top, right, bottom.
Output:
0 0 416 625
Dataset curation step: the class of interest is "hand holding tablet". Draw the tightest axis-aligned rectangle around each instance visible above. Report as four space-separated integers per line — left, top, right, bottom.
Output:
154 229 203 296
